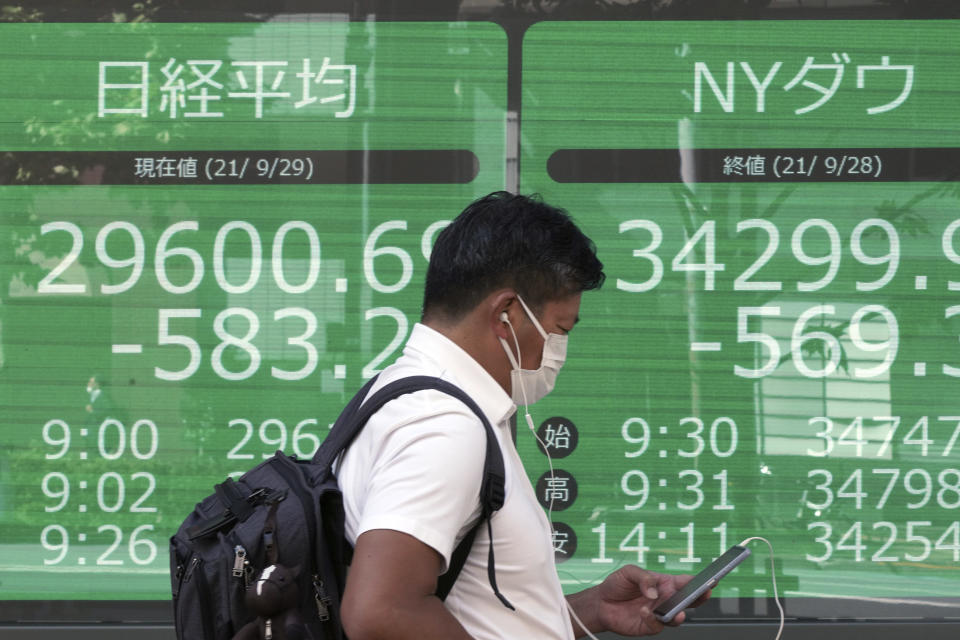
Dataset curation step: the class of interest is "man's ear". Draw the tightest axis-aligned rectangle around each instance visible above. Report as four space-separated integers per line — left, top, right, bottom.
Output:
487 289 517 340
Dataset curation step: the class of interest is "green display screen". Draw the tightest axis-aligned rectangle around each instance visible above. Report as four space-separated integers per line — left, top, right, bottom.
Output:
519 21 960 614
1 17 959 623
0 21 506 600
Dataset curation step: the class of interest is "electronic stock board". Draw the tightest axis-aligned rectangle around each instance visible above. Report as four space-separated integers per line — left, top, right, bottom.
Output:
1 18 959 623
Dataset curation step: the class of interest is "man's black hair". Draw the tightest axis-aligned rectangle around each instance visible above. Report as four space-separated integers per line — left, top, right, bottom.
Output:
423 191 605 321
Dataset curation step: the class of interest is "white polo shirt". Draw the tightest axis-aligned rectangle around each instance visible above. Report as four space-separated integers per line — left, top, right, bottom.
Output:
337 323 575 640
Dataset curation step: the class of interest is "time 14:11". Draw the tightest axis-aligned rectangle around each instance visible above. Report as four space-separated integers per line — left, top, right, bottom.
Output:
589 522 729 565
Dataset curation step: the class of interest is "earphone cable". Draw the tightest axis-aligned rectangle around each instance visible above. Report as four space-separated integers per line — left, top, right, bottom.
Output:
739 536 785 640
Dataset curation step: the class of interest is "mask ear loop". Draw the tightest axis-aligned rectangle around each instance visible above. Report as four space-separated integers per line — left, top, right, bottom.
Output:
503 314 531 409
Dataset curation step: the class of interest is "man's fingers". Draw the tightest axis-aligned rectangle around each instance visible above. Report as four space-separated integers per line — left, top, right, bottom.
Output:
616 565 661 600
671 573 694 589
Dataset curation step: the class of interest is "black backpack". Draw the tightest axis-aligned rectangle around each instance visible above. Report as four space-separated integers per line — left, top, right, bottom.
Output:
170 375 513 640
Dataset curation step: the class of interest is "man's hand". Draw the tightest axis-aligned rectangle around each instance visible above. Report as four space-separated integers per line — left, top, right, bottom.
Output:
567 566 709 637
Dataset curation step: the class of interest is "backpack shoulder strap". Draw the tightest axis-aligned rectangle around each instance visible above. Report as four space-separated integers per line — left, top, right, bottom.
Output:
436 521 480 601
310 374 381 473
311 375 513 610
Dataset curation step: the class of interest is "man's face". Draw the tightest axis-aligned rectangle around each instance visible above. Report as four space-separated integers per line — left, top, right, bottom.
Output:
513 292 581 370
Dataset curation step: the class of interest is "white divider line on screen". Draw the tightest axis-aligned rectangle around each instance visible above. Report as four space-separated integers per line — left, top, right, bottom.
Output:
690 342 723 352
112 343 143 354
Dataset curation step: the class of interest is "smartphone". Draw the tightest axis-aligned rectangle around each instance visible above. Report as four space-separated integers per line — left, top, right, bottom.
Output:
653 545 751 623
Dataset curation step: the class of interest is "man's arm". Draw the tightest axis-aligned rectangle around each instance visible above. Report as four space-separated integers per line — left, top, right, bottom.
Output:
565 566 702 638
341 528 476 640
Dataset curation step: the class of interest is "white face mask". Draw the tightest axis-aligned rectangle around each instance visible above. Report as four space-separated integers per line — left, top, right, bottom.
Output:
498 295 568 406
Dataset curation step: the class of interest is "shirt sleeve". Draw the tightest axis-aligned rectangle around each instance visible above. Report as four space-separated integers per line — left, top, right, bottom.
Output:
352 392 488 573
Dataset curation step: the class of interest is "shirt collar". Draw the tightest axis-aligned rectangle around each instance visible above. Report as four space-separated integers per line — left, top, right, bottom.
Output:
404 323 516 428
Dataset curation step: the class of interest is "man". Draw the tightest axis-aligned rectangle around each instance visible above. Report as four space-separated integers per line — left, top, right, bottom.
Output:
338 192 704 639
84 373 116 428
